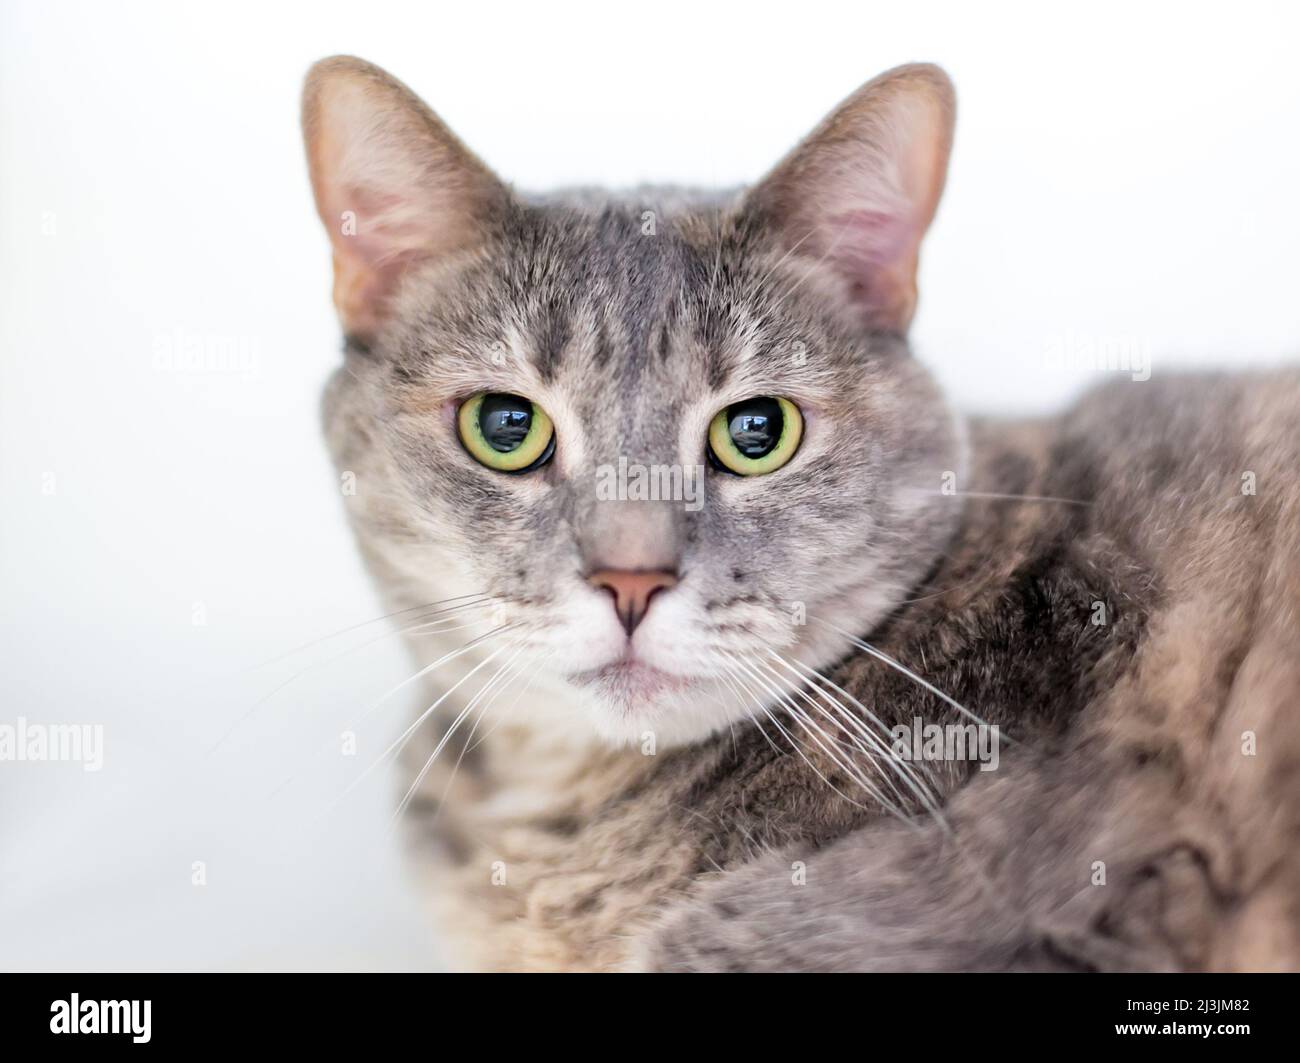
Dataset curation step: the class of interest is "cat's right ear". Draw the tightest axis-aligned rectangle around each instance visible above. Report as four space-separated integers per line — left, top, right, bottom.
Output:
301 56 510 346
743 63 955 335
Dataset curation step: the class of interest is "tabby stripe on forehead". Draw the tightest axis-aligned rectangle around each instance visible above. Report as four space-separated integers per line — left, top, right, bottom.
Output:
656 320 673 364
705 337 732 391
592 317 615 370
535 311 572 381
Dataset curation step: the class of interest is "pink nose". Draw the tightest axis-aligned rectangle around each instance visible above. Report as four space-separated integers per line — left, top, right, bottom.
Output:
586 569 679 635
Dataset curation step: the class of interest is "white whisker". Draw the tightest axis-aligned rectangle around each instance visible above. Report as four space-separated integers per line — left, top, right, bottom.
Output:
359 622 517 725
212 599 500 758
761 647 947 821
812 616 1011 740
242 592 498 672
746 652 921 817
724 653 888 814
389 643 531 825
332 638 516 807
716 665 786 758
902 488 1090 507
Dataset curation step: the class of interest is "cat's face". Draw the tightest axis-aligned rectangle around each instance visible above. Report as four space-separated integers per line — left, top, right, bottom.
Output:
305 57 964 746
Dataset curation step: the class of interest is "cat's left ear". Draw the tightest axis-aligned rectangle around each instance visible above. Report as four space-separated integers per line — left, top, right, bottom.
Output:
302 56 511 345
744 63 955 334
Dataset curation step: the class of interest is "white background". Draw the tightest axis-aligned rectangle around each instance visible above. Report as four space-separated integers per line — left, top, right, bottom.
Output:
2 0 1297 970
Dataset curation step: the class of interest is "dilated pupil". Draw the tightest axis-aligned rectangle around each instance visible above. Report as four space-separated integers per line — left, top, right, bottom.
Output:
479 394 532 452
727 398 783 458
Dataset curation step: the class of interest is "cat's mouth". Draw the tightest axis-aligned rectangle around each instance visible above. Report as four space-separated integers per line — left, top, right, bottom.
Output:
569 656 696 704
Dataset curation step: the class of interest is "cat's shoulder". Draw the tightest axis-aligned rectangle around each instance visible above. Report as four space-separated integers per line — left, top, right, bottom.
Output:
1064 367 1300 443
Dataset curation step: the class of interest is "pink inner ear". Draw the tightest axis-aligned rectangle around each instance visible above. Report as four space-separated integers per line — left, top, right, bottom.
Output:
750 66 954 333
305 60 510 343
328 181 447 337
821 208 919 327
339 184 429 266
829 209 915 269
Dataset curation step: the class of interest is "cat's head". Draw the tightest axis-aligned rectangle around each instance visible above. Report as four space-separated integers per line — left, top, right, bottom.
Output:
303 56 965 746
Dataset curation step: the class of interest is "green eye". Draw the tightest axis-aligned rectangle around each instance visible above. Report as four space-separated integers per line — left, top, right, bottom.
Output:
707 397 803 476
457 392 556 473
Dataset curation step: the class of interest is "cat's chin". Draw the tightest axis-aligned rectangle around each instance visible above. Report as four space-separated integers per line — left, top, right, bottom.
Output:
571 658 693 698
566 660 734 748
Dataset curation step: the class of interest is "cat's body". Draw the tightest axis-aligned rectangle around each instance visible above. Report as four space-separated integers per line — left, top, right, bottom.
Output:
304 57 1300 971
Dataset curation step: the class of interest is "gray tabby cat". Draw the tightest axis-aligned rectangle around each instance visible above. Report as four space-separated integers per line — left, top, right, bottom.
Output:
301 56 1300 971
